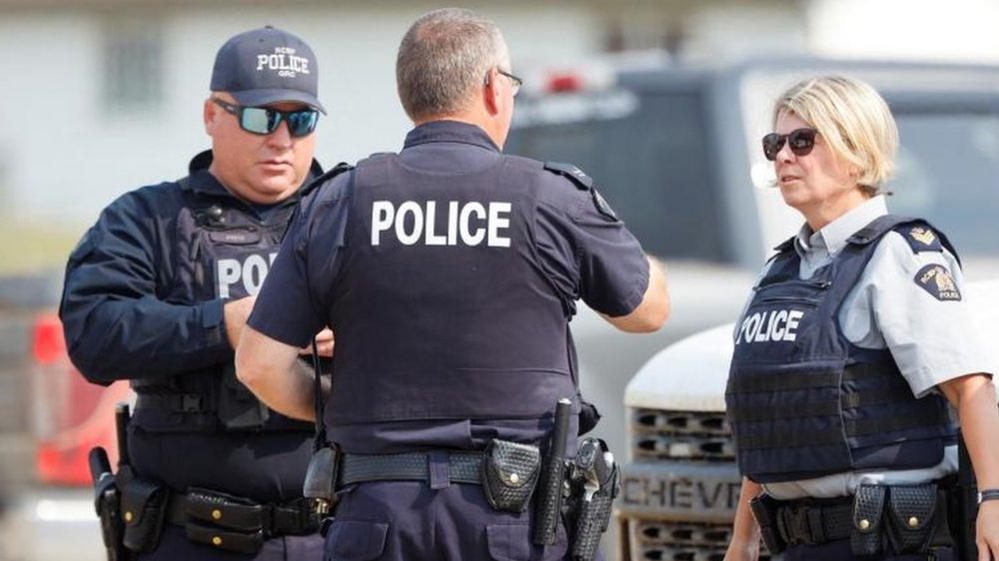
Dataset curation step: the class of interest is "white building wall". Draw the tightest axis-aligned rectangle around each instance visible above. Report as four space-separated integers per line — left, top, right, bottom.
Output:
0 4 601 226
807 0 999 62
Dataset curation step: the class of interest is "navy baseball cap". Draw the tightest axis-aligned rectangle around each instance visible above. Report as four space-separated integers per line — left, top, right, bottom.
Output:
211 26 326 114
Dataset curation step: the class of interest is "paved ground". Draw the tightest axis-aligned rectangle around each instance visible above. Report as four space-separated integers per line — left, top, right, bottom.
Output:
1 487 104 561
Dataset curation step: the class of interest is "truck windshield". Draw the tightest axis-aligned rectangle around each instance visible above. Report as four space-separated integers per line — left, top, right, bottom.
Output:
890 112 999 257
507 89 729 263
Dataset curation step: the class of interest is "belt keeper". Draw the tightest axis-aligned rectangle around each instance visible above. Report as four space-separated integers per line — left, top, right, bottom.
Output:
259 505 274 537
429 451 450 490
807 508 826 544
181 394 203 412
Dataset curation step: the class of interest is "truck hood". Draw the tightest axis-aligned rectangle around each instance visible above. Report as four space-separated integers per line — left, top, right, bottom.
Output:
625 279 999 412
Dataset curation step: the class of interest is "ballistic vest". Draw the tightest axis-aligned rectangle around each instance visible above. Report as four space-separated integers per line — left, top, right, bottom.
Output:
322 153 579 429
725 215 957 483
131 174 319 434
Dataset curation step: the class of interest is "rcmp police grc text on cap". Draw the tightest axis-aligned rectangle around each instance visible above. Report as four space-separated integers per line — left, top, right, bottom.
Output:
210 25 326 114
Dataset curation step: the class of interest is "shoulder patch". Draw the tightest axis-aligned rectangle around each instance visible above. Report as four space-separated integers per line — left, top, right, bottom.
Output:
543 161 593 190
896 223 943 254
914 264 961 301
591 189 618 221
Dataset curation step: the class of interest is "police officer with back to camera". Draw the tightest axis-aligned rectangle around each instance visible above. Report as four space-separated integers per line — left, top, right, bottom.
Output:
722 76 999 561
60 26 334 561
234 8 669 561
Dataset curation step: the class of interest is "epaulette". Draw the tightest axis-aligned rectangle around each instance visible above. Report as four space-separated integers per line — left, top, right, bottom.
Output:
543 161 593 190
893 220 943 254
301 162 354 196
315 161 354 184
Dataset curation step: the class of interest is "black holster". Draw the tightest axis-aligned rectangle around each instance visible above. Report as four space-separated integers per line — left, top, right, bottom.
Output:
92 471 131 561
120 477 169 553
559 437 619 561
569 461 619 561
749 493 787 554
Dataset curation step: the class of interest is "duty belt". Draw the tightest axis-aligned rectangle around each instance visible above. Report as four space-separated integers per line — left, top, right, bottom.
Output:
338 451 484 486
136 393 208 413
775 497 854 546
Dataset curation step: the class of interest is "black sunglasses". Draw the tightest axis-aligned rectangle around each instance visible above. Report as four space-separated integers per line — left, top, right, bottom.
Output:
762 128 818 161
212 98 319 138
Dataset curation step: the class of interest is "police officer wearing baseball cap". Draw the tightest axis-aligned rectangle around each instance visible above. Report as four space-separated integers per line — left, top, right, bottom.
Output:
236 8 669 561
61 26 333 560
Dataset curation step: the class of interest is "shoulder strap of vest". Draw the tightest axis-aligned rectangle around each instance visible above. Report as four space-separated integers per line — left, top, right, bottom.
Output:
542 161 594 190
768 236 796 263
845 214 912 246
352 153 397 192
825 215 915 304
758 237 801 287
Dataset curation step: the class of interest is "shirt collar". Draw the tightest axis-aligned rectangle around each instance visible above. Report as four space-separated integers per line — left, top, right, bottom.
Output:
795 195 889 257
403 120 500 153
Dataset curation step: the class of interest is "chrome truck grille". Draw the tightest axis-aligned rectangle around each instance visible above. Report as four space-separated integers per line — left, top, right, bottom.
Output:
632 410 734 461
618 409 773 561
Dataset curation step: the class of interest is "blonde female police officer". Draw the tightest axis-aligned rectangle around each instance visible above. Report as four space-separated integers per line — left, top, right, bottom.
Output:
723 76 999 561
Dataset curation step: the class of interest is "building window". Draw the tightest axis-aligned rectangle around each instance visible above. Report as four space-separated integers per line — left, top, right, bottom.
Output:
102 20 163 111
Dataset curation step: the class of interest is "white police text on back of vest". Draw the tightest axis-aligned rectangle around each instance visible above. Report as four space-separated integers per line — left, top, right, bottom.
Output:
735 309 804 345
371 201 512 248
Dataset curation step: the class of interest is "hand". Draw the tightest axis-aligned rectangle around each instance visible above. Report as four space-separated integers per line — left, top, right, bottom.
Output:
723 539 760 561
300 328 335 357
977 500 999 561
223 297 256 350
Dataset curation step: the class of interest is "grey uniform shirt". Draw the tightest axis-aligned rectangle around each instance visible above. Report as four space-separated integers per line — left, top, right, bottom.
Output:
736 196 994 500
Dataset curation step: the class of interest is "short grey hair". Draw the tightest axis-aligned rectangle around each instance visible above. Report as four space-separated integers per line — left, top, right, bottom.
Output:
396 8 509 120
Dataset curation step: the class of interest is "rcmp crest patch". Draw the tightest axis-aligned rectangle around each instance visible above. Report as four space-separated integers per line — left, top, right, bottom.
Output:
914 264 961 301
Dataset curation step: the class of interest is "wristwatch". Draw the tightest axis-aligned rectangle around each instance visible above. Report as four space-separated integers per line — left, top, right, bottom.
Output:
977 489 999 504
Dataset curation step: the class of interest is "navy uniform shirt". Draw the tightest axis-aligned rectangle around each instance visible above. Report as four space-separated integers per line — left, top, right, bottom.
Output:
248 120 649 453
60 150 324 501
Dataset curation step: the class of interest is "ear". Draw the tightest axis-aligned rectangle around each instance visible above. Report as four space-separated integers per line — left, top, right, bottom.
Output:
483 68 500 116
203 98 217 135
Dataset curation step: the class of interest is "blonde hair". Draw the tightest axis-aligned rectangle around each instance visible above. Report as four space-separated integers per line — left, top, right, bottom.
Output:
773 76 898 196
